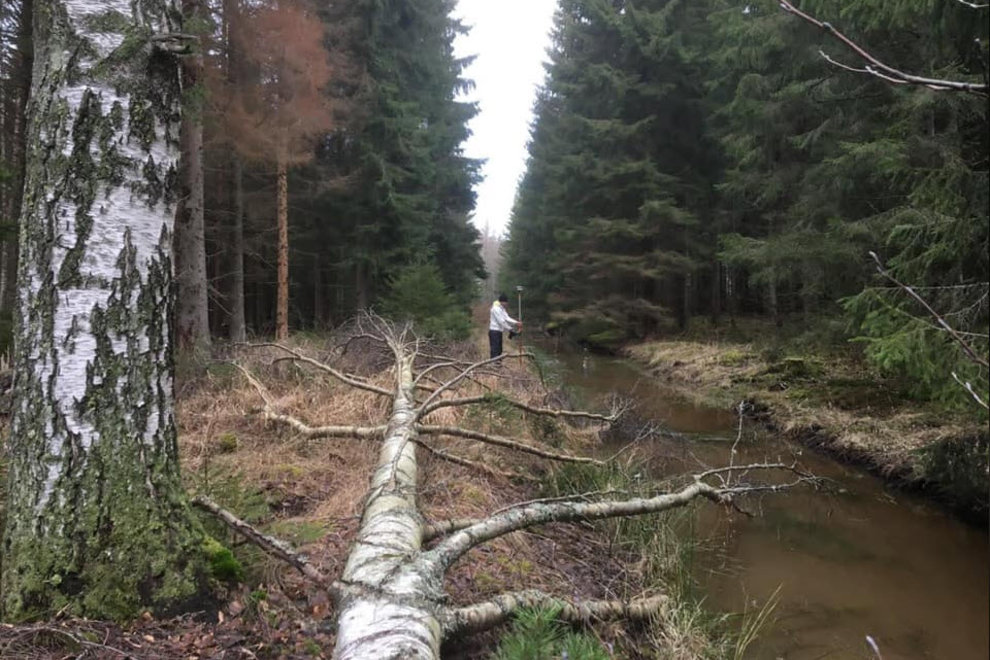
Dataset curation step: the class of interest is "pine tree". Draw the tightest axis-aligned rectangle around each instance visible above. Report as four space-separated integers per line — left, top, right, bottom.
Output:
503 0 717 347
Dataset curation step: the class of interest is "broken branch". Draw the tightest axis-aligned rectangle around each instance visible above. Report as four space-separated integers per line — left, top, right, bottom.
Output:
443 590 669 635
416 424 605 465
414 438 523 481
233 363 385 440
419 393 619 423
241 342 393 397
192 495 327 584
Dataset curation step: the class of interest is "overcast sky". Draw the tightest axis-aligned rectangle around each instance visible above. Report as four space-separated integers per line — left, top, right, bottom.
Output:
452 0 558 238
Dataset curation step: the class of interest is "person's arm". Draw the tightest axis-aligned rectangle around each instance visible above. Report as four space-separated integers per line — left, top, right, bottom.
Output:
493 304 519 331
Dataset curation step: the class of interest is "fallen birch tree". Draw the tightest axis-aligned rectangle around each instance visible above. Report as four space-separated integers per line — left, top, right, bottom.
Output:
195 315 816 659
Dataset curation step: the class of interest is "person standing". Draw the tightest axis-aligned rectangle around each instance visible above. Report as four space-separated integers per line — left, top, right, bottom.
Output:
489 293 521 358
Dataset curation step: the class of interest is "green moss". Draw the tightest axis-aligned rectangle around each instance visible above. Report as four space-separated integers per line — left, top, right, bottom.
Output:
216 432 238 453
717 348 752 366
203 537 244 583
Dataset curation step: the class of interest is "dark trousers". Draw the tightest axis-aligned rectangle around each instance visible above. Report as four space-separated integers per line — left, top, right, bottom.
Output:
488 330 503 359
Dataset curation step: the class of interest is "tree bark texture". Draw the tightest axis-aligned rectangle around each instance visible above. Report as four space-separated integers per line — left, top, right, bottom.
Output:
332 349 446 659
276 153 289 340
173 15 210 355
1 0 210 620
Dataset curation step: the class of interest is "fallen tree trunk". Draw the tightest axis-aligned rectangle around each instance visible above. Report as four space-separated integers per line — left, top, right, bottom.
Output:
200 317 816 659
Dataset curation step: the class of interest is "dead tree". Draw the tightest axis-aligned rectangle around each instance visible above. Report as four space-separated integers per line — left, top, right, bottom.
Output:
196 316 815 659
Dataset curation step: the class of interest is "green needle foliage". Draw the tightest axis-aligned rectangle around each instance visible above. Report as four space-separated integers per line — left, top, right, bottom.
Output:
380 260 472 340
501 0 988 409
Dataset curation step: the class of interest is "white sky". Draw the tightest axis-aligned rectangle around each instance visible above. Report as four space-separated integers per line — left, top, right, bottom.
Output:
453 0 558 238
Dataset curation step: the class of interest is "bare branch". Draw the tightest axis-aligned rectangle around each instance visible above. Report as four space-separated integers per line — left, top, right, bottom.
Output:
726 401 746 487
952 372 990 410
417 352 539 414
420 392 620 423
442 590 669 635
423 480 722 572
869 252 989 369
414 438 524 481
416 424 605 465
424 469 816 573
954 0 988 8
233 363 385 440
192 495 327 584
779 0 988 95
415 361 460 386
240 342 393 397
422 518 481 543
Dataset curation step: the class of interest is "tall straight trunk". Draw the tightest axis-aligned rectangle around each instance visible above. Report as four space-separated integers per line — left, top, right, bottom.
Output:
174 0 210 355
710 258 721 325
229 154 247 341
313 252 326 329
355 259 369 310
681 271 693 330
276 153 289 340
767 268 780 327
223 0 245 342
2 0 209 619
0 0 33 321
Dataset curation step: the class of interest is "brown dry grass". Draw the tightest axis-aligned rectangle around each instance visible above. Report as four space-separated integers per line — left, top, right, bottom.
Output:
626 339 984 478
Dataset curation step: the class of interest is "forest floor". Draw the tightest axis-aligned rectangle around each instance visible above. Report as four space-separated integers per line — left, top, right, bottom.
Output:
1 333 739 659
624 321 988 524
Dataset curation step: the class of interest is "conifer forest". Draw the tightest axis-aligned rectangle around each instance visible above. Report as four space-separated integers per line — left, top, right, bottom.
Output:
0 0 987 658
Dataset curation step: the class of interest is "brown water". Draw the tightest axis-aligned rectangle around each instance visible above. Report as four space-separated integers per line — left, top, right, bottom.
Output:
542 347 989 660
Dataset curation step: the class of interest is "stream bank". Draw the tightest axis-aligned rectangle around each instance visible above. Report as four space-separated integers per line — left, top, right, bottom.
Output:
624 340 989 524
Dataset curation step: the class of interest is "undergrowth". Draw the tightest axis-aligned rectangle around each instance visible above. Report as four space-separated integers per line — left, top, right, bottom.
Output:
532 462 779 659
492 606 611 659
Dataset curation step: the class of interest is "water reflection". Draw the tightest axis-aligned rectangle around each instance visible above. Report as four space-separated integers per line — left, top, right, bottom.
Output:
538 343 989 660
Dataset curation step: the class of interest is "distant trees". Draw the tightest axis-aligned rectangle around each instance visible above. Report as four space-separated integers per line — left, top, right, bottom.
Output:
216 0 334 341
504 0 719 347
0 0 484 352
502 0 988 407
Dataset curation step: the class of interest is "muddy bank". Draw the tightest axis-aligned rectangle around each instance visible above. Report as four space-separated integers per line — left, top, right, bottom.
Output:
625 341 989 524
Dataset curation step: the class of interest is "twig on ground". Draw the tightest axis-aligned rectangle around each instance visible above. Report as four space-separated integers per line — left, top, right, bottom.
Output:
192 495 328 584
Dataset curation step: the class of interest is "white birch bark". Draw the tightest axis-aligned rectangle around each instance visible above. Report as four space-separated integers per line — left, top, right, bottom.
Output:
2 0 208 619
332 350 445 659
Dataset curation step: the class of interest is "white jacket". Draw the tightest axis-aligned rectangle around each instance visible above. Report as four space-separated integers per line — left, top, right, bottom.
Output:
489 301 519 332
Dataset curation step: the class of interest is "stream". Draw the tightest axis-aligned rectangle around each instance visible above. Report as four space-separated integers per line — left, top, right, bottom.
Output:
535 344 989 660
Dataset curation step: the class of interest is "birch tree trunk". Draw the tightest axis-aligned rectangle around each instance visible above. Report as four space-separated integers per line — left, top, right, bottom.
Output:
174 0 210 354
332 351 446 659
276 151 289 340
1 0 211 619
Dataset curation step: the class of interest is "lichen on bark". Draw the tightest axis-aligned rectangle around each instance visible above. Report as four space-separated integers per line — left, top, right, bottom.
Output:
1 0 214 620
